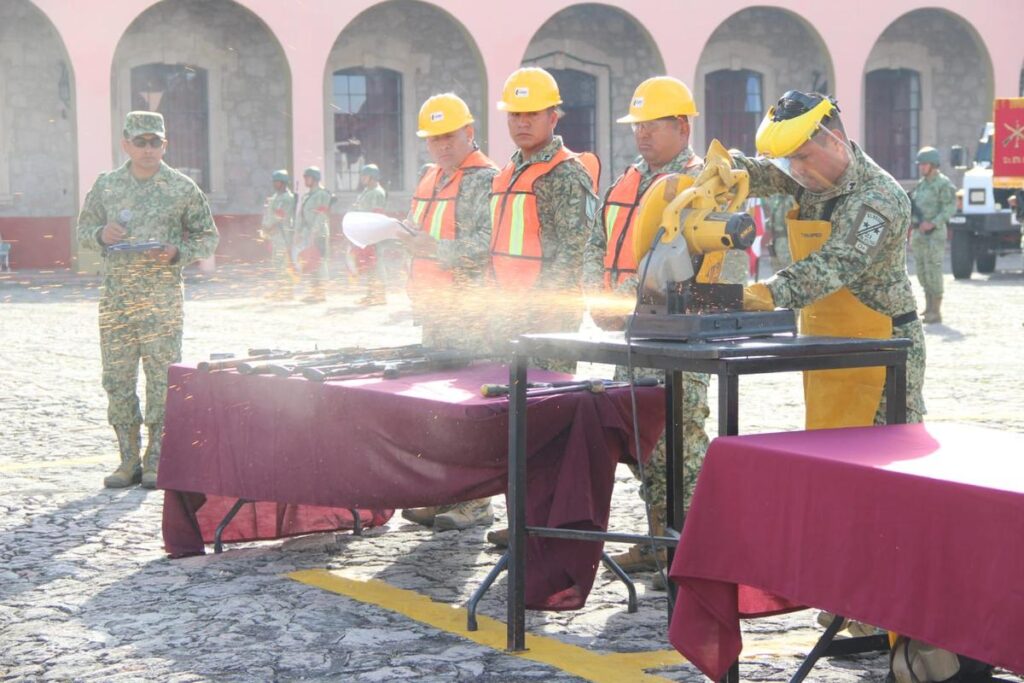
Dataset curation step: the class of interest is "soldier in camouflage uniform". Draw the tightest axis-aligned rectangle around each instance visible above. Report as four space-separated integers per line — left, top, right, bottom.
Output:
260 169 296 299
724 91 925 424
76 111 219 489
296 166 333 303
485 67 602 547
909 147 957 324
585 76 747 573
399 93 500 531
764 193 797 271
350 164 389 306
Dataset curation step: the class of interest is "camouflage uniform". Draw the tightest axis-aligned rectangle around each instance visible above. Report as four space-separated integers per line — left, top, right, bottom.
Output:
733 142 926 423
587 147 746 519
261 186 296 289
909 171 956 297
765 193 797 271
77 151 218 484
297 183 333 292
350 183 388 297
488 135 600 367
414 162 498 351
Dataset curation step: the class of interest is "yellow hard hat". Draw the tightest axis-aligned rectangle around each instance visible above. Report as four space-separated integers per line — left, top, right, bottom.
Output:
756 91 839 158
416 93 475 138
617 76 698 123
497 67 562 113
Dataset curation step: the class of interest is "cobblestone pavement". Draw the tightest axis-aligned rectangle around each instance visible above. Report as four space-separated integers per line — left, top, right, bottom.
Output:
2 255 1023 682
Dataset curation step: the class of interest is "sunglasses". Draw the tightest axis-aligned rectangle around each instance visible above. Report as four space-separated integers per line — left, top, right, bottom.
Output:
131 136 165 148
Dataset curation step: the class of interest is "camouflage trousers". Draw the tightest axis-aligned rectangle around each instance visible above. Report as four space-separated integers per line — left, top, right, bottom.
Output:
99 294 183 428
875 319 926 424
614 366 710 526
911 226 947 296
269 232 295 286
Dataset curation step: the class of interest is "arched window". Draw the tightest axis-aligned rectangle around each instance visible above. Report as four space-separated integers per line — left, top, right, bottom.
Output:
705 69 763 155
332 68 402 192
866 68 921 180
131 64 210 190
548 68 597 154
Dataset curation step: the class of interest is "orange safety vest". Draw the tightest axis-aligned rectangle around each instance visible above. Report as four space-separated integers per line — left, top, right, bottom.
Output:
601 155 702 288
489 146 599 289
408 149 497 289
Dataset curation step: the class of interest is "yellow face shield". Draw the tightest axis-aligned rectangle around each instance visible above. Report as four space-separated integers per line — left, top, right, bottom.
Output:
756 92 851 193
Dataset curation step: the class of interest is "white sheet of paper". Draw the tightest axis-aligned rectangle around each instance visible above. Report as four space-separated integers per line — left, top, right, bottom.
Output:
342 211 410 248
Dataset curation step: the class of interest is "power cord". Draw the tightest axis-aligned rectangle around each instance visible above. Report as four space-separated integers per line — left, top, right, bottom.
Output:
622 226 674 611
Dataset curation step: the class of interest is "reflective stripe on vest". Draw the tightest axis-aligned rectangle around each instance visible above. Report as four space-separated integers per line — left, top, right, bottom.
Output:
408 149 497 290
602 166 652 288
490 146 599 289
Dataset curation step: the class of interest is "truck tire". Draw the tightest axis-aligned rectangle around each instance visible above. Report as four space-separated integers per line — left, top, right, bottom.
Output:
975 252 996 273
951 230 974 280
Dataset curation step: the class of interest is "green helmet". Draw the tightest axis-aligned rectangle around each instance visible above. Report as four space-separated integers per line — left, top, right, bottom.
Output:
271 169 290 183
303 166 322 181
359 163 380 178
916 146 940 166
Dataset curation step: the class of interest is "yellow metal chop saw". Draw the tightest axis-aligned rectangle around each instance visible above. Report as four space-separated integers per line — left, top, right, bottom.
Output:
626 141 796 341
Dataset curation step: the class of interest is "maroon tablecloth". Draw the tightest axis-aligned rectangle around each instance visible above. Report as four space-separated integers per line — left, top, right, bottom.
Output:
160 361 664 610
668 422 1024 679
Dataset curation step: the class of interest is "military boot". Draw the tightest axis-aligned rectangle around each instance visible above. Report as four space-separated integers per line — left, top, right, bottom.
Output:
401 505 455 528
103 425 141 488
608 507 667 572
923 295 942 324
434 498 494 531
141 424 163 489
919 293 933 319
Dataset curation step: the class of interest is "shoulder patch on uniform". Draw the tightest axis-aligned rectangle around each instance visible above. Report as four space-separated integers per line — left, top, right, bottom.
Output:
847 205 889 255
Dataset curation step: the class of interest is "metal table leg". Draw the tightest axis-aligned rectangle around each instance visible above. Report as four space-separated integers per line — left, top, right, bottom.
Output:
506 351 529 651
348 509 363 536
467 552 508 631
789 613 849 682
213 498 251 553
600 552 638 614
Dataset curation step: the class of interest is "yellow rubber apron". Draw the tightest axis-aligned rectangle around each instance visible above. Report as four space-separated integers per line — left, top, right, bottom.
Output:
787 213 892 429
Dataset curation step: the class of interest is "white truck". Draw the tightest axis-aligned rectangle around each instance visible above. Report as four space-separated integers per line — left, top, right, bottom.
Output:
948 100 1024 280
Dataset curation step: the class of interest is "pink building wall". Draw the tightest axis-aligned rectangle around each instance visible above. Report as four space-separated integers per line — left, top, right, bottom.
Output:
20 0 1024 269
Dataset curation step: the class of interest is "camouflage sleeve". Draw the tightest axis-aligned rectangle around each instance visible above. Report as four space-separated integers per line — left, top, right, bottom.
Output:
730 152 801 198
313 189 333 232
365 187 387 211
534 161 599 290
583 195 608 290
75 176 108 250
176 185 219 265
766 191 910 309
934 177 958 226
436 167 495 273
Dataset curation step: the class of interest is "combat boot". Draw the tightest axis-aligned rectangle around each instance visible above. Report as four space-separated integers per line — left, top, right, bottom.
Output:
401 505 454 528
141 424 163 489
433 498 494 531
919 293 933 319
103 425 141 488
608 507 667 572
923 295 942 324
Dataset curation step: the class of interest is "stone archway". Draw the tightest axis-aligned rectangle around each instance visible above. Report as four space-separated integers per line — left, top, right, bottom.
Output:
0 0 77 268
695 7 835 155
865 8 993 181
325 0 488 200
523 3 665 185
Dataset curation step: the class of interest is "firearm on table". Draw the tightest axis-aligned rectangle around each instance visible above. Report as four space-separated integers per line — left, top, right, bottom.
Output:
239 344 424 376
198 344 422 373
300 349 479 382
480 376 661 398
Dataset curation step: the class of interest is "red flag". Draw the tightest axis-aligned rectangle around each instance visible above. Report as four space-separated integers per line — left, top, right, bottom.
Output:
993 98 1024 183
746 199 766 277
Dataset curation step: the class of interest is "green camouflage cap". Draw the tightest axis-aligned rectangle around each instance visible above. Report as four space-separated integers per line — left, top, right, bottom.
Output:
123 111 166 139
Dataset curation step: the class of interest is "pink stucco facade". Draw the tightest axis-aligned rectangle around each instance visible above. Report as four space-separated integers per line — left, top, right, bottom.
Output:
6 0 1023 269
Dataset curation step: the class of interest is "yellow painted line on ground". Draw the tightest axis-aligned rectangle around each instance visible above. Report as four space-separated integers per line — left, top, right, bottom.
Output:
289 568 675 682
0 455 108 472
290 569 839 681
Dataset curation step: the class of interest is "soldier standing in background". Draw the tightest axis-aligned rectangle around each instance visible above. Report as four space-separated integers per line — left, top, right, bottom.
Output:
764 193 796 271
350 164 389 306
586 76 746 574
260 169 296 299
76 111 219 489
296 166 332 303
485 66 602 546
909 146 957 324
399 93 499 532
